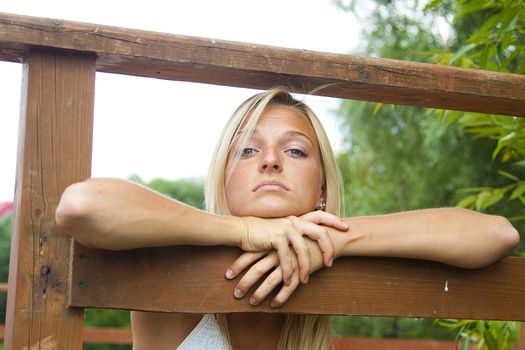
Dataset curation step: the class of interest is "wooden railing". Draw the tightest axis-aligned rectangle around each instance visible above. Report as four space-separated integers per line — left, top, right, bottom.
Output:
0 283 462 348
1 12 524 349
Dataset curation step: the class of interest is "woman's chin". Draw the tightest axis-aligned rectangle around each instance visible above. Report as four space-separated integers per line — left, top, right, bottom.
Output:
234 204 310 218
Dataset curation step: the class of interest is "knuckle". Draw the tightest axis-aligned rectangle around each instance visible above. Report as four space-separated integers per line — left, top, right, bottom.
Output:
267 274 281 287
297 245 308 255
252 265 267 276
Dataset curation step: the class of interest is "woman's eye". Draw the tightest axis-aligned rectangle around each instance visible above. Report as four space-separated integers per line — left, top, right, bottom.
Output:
287 148 307 157
241 148 257 157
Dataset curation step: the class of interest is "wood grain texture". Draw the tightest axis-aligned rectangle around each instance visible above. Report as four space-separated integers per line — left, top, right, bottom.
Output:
332 337 458 350
4 49 95 349
70 246 525 321
0 12 524 116
0 326 133 345
0 325 461 349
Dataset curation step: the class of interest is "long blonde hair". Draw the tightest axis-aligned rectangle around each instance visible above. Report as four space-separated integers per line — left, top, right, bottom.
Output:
205 87 343 350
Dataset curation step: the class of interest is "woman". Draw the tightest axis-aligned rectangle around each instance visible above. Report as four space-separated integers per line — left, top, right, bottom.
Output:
56 87 519 350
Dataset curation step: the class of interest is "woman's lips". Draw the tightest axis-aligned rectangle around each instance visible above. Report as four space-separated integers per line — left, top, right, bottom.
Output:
253 181 290 192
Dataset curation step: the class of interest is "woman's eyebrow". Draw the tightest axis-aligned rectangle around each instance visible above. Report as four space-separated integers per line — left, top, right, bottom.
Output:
282 130 314 145
234 129 314 145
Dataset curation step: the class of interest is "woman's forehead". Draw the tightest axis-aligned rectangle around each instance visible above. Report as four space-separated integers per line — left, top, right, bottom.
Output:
241 104 317 140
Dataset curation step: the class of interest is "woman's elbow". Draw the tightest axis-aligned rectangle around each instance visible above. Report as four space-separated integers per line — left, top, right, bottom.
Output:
56 181 97 246
493 215 520 258
57 182 87 226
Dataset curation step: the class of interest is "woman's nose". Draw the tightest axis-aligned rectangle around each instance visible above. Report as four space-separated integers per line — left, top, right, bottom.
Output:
259 148 282 172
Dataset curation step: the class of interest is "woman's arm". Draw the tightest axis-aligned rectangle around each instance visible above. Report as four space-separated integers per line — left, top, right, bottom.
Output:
55 178 345 283
227 208 520 307
332 208 519 269
55 178 240 250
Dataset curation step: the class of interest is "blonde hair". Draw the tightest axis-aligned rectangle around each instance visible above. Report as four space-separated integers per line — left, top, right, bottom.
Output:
205 87 343 350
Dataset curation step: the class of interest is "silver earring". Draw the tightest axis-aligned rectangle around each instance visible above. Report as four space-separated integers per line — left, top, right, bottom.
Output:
316 202 326 211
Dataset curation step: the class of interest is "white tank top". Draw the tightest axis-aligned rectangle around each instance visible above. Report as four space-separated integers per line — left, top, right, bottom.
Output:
176 314 230 350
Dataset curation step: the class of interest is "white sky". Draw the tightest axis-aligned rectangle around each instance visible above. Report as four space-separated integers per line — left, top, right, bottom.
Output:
0 0 360 201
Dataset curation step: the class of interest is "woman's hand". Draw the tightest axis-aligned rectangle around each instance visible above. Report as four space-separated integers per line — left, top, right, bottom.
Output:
237 211 348 285
225 239 324 308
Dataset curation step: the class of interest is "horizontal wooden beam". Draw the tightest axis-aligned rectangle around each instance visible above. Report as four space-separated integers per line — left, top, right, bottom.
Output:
0 12 524 116
332 337 458 350
0 325 132 345
70 245 525 321
0 325 462 349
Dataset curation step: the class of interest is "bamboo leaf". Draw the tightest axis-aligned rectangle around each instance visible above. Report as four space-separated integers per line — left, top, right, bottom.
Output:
449 43 478 65
456 195 477 208
498 170 520 182
510 184 525 200
423 0 444 11
497 6 520 38
458 187 493 193
483 328 498 350
476 191 491 210
456 0 497 19
372 102 383 116
486 190 504 207
502 150 513 162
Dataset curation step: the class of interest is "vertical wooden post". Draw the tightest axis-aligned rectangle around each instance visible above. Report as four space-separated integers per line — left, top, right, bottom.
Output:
5 49 95 349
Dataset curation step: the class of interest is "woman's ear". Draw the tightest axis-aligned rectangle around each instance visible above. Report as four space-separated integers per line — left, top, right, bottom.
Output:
316 188 326 211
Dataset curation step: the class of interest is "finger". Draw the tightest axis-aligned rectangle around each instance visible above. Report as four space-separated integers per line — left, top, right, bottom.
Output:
270 272 301 308
248 268 285 306
234 253 279 299
226 251 269 279
288 216 334 272
274 235 293 286
295 219 335 268
301 211 349 231
287 233 310 284
254 251 300 307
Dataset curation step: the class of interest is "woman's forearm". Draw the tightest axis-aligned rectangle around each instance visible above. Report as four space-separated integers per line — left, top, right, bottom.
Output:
331 207 519 268
56 178 241 250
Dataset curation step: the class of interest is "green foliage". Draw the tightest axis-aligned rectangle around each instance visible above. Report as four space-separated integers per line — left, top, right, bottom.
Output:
337 103 501 217
129 174 205 209
83 309 131 350
423 1 525 348
333 0 523 346
427 0 525 222
0 215 11 325
437 319 521 350
332 316 455 339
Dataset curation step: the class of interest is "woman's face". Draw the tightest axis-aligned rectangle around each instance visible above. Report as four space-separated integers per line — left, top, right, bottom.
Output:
225 104 324 218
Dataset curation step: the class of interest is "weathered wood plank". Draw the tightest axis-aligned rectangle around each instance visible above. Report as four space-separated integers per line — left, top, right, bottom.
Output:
70 246 525 321
4 49 95 349
0 326 134 345
0 12 524 116
332 337 458 350
0 325 461 349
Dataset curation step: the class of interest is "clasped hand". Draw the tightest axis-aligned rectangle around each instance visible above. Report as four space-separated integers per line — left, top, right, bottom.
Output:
230 211 349 307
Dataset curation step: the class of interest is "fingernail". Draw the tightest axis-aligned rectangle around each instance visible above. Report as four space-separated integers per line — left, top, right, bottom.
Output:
341 221 349 229
270 301 279 308
234 289 243 298
328 258 333 267
249 297 257 305
225 269 234 279
303 275 309 284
